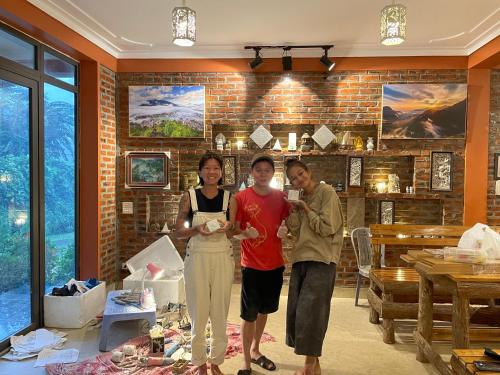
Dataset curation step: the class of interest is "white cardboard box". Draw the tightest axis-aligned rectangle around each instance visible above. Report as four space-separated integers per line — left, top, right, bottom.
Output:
44 281 106 328
123 235 185 307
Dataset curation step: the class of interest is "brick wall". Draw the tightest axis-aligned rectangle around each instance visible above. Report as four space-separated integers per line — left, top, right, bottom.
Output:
115 70 467 286
488 70 500 225
98 65 118 282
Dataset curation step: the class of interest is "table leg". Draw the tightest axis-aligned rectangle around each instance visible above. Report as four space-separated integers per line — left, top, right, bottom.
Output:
452 293 470 349
416 274 433 363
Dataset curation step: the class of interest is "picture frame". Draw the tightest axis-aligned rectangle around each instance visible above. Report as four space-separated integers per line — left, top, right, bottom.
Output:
125 151 170 189
348 156 363 187
379 200 395 224
128 85 205 138
494 153 500 180
222 156 237 187
430 151 453 191
381 83 467 139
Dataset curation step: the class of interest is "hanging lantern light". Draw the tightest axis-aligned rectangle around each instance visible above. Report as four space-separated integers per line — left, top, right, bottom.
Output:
380 2 407 46
172 0 196 47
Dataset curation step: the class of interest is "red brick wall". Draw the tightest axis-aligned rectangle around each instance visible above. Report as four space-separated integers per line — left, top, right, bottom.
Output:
115 70 467 286
98 65 118 282
488 70 500 225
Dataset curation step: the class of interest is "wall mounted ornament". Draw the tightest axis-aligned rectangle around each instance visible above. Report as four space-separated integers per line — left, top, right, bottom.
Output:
222 156 237 187
125 151 170 189
379 200 395 224
312 125 335 149
129 85 205 138
381 84 467 139
431 151 453 191
250 125 273 149
348 156 363 187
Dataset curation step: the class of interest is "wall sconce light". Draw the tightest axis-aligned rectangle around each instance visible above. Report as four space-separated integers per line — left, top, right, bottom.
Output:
172 0 196 47
282 47 292 71
249 47 263 70
320 47 335 71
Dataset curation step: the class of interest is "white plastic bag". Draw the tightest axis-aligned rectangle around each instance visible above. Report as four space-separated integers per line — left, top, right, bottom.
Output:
458 223 488 249
481 227 500 260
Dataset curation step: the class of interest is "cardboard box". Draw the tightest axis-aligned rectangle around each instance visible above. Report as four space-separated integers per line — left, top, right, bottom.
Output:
123 235 185 307
44 281 106 328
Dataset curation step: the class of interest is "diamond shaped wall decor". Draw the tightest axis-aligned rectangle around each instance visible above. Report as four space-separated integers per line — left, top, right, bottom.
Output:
312 125 335 149
250 125 273 149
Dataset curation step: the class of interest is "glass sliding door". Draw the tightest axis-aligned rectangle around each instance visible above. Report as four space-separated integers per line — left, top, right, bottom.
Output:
44 83 76 293
0 72 39 341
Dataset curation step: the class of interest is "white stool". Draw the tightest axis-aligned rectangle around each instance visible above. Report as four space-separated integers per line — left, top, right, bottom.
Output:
99 290 156 351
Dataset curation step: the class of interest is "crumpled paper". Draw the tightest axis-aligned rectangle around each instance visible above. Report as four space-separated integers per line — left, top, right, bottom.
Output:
2 329 67 361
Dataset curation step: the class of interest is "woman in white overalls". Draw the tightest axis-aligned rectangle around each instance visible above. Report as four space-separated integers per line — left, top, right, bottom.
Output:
175 152 234 375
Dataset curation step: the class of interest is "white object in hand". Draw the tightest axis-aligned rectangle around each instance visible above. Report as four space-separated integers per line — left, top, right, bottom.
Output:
245 223 259 239
277 220 288 239
288 189 300 201
205 219 222 233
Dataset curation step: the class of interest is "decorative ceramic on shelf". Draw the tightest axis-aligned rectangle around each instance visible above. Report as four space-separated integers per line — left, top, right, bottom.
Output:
366 137 374 151
300 132 313 151
353 136 363 151
312 125 335 150
341 131 352 148
160 222 171 233
239 182 246 191
272 139 282 151
250 125 273 149
215 133 226 151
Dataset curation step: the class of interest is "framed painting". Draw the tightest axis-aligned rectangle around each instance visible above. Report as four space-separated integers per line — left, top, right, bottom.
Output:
348 156 363 187
494 153 500 180
381 84 467 139
430 151 453 191
222 156 237 187
129 85 205 138
379 200 395 224
125 151 170 189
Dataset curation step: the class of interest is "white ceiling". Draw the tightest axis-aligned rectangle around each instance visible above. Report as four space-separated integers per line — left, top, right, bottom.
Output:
28 0 499 59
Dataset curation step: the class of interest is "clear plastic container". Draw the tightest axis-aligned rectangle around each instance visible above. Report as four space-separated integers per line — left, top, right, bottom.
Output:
443 247 487 264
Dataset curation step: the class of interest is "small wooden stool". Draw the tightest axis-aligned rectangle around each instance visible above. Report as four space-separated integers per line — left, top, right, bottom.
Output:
451 349 500 375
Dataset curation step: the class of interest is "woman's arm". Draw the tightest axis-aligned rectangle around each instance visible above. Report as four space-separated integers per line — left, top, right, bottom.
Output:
174 192 211 239
285 208 301 236
303 189 343 237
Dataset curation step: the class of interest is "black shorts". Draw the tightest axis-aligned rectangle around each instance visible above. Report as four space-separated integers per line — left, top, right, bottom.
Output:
240 266 285 322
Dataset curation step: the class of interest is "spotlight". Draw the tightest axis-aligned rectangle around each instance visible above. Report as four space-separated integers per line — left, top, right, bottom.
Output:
282 48 292 71
249 47 263 70
320 48 335 71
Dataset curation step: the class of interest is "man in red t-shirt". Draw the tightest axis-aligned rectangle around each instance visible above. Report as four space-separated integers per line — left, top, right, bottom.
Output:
229 154 290 375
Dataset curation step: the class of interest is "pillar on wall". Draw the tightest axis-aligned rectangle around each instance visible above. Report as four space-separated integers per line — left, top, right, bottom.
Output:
464 68 490 225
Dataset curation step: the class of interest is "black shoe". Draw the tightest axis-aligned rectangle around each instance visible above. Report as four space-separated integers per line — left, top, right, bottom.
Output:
52 285 70 296
68 283 78 296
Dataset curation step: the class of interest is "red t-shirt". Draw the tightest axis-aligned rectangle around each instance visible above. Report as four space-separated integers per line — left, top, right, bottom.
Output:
235 187 290 270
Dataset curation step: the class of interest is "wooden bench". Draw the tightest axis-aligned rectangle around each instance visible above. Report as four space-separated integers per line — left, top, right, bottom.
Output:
368 224 473 344
451 348 500 375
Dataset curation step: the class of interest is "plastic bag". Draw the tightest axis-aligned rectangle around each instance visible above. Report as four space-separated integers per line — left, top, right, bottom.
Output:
458 223 487 249
481 227 500 260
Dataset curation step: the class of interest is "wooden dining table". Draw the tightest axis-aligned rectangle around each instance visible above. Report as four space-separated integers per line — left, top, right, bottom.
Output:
406 252 500 375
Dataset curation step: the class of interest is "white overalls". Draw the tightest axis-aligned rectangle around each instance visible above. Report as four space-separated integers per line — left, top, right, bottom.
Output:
184 188 235 366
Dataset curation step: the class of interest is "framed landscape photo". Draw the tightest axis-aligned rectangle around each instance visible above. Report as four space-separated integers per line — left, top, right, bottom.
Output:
379 200 395 224
494 153 500 180
381 83 467 139
125 151 170 189
348 156 363 187
430 151 453 191
129 85 205 138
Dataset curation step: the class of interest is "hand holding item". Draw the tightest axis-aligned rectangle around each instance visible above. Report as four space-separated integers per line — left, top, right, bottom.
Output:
215 219 231 233
196 223 213 236
244 222 259 239
289 199 307 210
277 220 288 239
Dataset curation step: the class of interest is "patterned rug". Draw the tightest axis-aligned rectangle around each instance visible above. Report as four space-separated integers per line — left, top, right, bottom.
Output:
46 323 275 374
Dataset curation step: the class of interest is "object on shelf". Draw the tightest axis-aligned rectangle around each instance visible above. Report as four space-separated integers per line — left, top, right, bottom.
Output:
405 186 414 194
288 133 297 151
366 137 374 151
340 131 352 149
272 139 282 151
312 125 335 150
376 181 387 194
215 133 226 151
250 125 273 149
239 182 246 191
387 174 400 193
225 140 232 150
335 182 344 192
300 132 313 151
236 140 244 150
353 136 363 151
161 222 171 233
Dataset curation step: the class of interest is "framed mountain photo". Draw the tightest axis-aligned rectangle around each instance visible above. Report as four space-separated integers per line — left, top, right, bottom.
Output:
381 84 467 139
129 85 205 138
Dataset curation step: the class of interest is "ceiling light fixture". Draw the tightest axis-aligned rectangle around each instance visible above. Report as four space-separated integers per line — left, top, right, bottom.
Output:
172 0 196 47
245 45 334 71
249 47 263 70
380 1 407 46
320 47 335 71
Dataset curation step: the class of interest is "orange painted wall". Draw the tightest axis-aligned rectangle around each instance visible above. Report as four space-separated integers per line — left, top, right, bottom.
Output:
464 69 490 225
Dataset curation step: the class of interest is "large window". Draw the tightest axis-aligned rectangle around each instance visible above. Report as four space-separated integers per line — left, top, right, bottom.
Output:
0 26 78 348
